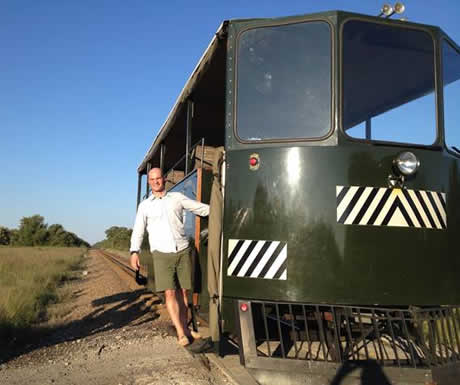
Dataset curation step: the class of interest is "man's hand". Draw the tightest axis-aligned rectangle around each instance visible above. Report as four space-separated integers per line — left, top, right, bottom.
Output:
130 252 140 270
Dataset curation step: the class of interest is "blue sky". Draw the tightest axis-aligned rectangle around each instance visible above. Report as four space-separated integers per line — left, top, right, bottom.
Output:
1 0 459 244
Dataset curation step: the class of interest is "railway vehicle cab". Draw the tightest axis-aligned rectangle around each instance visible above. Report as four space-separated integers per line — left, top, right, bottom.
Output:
136 4 460 384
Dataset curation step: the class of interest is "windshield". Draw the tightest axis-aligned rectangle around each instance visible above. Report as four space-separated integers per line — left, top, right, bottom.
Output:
236 21 331 141
343 20 436 145
442 40 460 153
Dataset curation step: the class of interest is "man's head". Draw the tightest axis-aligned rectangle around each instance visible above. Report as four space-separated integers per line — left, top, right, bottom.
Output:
148 168 166 195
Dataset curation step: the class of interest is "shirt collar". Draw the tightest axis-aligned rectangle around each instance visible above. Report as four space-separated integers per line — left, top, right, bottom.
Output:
149 191 168 201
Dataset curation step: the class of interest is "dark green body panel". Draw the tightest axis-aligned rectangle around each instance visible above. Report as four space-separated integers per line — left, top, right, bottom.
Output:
195 170 213 316
222 144 460 306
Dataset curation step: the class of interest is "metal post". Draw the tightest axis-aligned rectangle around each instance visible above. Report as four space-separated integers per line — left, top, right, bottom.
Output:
365 118 372 140
160 143 166 175
136 173 142 209
185 100 193 174
146 163 151 198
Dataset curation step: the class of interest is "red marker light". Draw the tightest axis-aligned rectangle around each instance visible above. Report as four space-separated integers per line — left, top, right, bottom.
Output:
240 303 248 312
249 157 258 166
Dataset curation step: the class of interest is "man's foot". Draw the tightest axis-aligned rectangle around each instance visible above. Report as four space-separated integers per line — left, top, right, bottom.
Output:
178 335 190 347
189 330 201 340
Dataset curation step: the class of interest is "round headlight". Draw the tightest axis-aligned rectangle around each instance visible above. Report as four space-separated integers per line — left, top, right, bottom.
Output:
394 152 420 176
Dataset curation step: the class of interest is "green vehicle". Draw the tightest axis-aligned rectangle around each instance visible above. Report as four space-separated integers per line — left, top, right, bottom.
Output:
136 5 460 384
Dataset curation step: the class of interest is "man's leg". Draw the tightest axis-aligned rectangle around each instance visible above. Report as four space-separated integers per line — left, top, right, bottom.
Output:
178 288 189 336
153 251 188 344
175 247 200 340
165 289 187 341
179 288 201 339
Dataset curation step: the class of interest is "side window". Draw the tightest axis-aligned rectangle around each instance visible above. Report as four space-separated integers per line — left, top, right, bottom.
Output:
442 40 460 153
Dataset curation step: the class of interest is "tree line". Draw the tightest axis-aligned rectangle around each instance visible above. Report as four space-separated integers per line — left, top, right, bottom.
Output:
0 215 89 247
93 226 149 251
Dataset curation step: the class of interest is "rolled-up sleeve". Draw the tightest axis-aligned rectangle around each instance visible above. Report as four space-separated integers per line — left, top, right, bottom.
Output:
130 203 147 252
181 194 210 217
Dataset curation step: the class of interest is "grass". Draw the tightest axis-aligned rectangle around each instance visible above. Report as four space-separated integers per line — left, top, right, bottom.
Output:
0 247 86 341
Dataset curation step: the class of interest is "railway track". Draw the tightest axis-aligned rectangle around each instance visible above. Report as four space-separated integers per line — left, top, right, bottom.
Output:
93 248 257 384
92 248 155 299
96 249 147 284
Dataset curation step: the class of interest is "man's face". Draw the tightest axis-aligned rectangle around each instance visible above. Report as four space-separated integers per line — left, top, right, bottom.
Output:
148 169 165 193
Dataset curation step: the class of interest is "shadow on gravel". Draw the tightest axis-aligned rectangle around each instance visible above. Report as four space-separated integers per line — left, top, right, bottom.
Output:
0 288 160 364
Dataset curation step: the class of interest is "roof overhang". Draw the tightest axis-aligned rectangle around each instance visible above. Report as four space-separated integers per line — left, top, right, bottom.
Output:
137 22 227 174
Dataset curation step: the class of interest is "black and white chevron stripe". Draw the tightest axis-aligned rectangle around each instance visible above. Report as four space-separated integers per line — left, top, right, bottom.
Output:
336 186 447 229
227 239 287 280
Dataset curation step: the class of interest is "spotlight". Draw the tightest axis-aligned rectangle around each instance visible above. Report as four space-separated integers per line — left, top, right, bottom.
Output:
378 4 393 17
378 2 405 18
394 2 405 14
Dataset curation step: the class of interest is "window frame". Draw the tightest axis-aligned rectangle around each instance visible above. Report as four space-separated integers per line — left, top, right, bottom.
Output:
233 18 335 144
441 36 460 158
339 17 441 149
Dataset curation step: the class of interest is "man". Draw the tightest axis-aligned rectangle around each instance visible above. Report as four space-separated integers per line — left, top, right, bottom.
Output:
130 167 209 346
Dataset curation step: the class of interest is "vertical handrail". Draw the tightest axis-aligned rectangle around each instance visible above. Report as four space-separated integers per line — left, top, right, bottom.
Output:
146 163 151 198
185 100 193 174
136 173 142 209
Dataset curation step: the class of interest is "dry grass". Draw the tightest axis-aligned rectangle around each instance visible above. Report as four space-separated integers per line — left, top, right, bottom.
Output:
0 247 86 337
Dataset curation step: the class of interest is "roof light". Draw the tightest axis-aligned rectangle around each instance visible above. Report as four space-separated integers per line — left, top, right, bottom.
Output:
378 2 405 18
379 4 394 17
394 2 405 14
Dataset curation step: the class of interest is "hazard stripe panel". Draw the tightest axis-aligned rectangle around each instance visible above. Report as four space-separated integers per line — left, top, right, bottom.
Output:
336 186 447 230
227 239 287 280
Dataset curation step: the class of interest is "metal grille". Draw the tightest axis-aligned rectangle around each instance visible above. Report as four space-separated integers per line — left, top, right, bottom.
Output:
250 301 460 368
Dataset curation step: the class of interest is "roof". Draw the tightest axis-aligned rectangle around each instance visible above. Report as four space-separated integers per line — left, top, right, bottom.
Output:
137 22 227 174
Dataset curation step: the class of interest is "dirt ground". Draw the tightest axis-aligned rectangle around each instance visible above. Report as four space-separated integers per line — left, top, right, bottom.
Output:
0 250 230 385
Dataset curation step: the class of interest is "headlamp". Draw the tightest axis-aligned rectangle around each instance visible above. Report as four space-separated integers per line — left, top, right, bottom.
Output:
393 151 420 176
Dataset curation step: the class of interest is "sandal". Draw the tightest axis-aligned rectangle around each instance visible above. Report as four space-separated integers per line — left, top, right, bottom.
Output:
178 335 190 347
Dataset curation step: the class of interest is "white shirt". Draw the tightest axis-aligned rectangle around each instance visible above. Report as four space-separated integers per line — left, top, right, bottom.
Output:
130 191 209 253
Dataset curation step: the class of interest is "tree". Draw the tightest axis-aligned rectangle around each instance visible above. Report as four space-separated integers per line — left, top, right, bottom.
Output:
105 226 132 249
0 227 10 245
9 229 19 245
95 225 149 251
47 224 66 246
1 216 89 247
47 224 89 247
17 215 48 246
103 226 133 250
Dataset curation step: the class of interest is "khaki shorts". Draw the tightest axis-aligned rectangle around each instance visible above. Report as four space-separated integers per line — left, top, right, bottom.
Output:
152 247 192 292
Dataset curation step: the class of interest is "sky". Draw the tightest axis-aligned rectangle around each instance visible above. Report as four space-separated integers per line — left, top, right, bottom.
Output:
1 0 459 245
